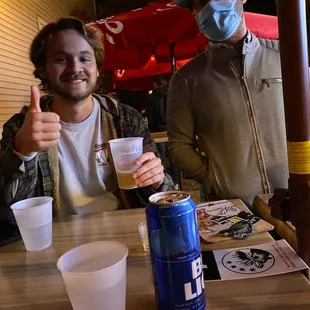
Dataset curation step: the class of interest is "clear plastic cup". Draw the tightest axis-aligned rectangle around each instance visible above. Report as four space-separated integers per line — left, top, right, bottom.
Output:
57 241 128 310
138 222 150 252
10 197 53 251
109 137 143 190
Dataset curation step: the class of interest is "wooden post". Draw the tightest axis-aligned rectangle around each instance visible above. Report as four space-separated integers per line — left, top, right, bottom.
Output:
169 43 176 74
277 0 310 265
169 42 183 190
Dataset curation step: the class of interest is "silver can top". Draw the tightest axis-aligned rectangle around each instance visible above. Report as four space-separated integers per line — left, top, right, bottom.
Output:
149 191 190 205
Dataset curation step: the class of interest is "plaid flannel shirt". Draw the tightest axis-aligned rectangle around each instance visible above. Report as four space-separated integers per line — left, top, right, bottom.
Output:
0 94 174 219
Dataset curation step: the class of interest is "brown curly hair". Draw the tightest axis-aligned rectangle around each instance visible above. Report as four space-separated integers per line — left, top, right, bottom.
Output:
30 17 104 92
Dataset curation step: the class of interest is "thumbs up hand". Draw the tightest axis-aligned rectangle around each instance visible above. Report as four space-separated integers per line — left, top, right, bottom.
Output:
29 85 42 113
14 86 61 156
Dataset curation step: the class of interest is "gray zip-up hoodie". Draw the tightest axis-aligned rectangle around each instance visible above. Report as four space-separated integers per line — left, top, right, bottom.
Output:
167 32 288 206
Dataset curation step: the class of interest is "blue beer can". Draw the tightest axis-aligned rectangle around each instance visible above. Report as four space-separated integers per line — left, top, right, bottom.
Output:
146 191 206 310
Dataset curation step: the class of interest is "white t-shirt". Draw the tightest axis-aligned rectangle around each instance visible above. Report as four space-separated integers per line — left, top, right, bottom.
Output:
58 98 119 216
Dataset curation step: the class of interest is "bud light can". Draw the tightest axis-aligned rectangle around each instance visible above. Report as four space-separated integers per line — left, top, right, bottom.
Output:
146 191 206 310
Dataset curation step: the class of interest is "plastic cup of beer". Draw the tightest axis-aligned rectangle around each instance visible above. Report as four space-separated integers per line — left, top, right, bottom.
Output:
109 137 143 190
138 222 150 252
10 197 53 251
57 241 128 310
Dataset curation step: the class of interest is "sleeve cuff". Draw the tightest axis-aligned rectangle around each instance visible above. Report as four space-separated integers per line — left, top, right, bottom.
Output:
12 149 37 162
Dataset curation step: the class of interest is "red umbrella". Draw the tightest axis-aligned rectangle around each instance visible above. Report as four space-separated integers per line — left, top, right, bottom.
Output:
112 56 191 90
112 76 157 91
155 12 279 62
90 1 279 70
114 56 191 81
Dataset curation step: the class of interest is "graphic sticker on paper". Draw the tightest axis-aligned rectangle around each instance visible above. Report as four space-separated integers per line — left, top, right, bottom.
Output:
222 248 275 274
198 201 240 217
95 143 109 167
198 219 225 236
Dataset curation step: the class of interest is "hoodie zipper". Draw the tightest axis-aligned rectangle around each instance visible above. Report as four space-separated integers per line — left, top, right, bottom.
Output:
231 56 271 194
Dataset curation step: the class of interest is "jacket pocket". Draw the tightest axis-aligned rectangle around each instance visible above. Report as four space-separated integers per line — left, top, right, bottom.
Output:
262 78 282 88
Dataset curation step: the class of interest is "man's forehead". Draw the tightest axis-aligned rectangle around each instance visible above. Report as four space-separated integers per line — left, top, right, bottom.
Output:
49 29 87 44
47 29 94 54
52 50 93 55
177 0 235 9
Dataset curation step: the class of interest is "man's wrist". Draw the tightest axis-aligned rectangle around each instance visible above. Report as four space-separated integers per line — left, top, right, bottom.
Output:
151 180 164 191
13 137 35 157
13 136 23 153
12 148 37 162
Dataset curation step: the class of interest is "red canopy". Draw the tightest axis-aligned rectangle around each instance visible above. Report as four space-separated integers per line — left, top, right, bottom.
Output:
90 1 279 69
113 56 191 90
114 56 191 80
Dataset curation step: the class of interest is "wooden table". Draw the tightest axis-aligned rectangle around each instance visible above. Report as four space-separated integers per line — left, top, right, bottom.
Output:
1 200 310 310
254 194 297 251
150 131 168 143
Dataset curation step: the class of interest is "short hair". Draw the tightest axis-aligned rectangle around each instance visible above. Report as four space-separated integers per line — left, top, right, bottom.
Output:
30 17 104 91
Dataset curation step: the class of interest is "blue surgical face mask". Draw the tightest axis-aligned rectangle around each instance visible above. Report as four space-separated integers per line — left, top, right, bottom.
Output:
195 0 241 42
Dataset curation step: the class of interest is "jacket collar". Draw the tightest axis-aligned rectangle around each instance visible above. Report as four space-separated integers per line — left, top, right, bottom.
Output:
205 31 260 64
92 94 119 117
36 94 120 117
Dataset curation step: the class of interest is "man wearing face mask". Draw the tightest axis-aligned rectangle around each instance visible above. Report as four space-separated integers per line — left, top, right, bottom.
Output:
168 0 288 207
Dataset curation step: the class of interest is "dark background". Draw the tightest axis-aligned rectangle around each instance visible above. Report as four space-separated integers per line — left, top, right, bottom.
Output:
94 0 278 94
244 0 277 16
95 0 277 19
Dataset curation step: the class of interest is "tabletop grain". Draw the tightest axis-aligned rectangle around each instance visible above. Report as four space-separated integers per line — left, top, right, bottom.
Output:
1 200 310 310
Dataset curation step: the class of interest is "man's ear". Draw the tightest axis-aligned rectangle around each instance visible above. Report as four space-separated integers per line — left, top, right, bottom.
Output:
97 69 100 78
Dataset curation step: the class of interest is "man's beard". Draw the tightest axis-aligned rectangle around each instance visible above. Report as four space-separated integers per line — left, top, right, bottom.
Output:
48 79 97 102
